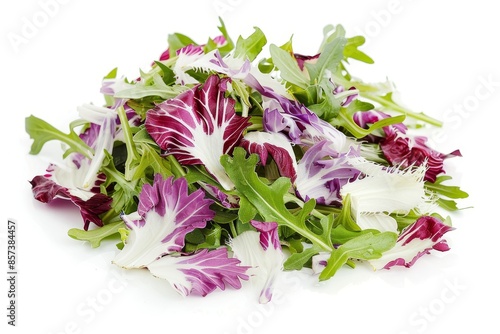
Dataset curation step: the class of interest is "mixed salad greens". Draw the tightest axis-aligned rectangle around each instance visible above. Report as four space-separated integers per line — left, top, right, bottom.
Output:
25 19 468 302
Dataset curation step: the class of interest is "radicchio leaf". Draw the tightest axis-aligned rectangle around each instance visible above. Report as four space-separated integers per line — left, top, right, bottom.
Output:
112 174 215 269
146 75 250 190
295 140 361 206
147 248 249 297
261 90 350 152
29 164 111 230
368 216 455 270
353 110 461 182
240 131 297 181
230 221 284 303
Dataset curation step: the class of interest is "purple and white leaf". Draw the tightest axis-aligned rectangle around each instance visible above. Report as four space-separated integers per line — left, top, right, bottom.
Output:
295 140 361 206
187 49 291 98
261 91 351 152
145 74 250 190
147 248 249 297
353 110 461 182
113 175 215 269
29 163 111 230
229 221 283 303
173 44 205 85
241 131 298 181
368 216 455 270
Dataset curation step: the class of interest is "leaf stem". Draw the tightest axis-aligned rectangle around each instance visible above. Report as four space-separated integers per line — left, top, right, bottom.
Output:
361 92 443 127
167 154 187 177
284 193 327 220
116 106 140 180
229 220 238 237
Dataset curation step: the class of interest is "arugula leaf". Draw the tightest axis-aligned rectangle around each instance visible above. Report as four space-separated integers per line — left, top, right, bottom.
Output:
331 99 406 138
126 96 164 119
100 151 140 215
307 80 341 120
132 142 172 181
238 195 258 223
221 147 333 251
333 194 361 231
215 17 235 56
284 245 321 270
116 106 140 181
319 232 397 281
184 224 223 252
68 221 125 248
425 175 469 211
344 36 374 64
25 115 92 158
114 73 187 99
331 225 381 245
154 61 176 85
426 175 469 199
361 91 443 127
103 68 119 107
269 44 309 89
234 27 267 61
304 36 346 85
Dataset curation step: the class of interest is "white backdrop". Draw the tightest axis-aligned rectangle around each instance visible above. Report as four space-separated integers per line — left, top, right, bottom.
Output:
1 1 498 333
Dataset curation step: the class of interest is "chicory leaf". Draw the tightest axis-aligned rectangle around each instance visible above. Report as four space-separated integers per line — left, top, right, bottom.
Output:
146 75 250 190
147 248 249 297
112 174 215 269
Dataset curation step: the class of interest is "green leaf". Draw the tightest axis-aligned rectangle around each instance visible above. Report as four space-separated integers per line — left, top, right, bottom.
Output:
284 245 321 270
114 73 187 99
307 81 341 120
132 127 173 180
185 228 205 244
232 80 251 108
212 209 238 224
126 96 164 119
132 142 173 181
286 237 304 254
331 100 406 138
221 147 333 251
426 176 469 211
426 175 469 199
344 36 374 64
238 196 258 223
184 165 220 186
154 61 176 85
269 44 309 89
361 91 443 127
68 221 125 248
318 24 346 51
116 106 140 181
331 225 381 245
234 27 267 61
304 36 346 85
184 224 223 252
214 17 235 56
101 151 140 214
333 194 361 231
25 115 92 158
319 232 397 281
104 67 118 79
258 57 274 74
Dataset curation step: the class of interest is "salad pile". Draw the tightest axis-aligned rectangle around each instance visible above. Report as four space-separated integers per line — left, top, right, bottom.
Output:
26 20 468 303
